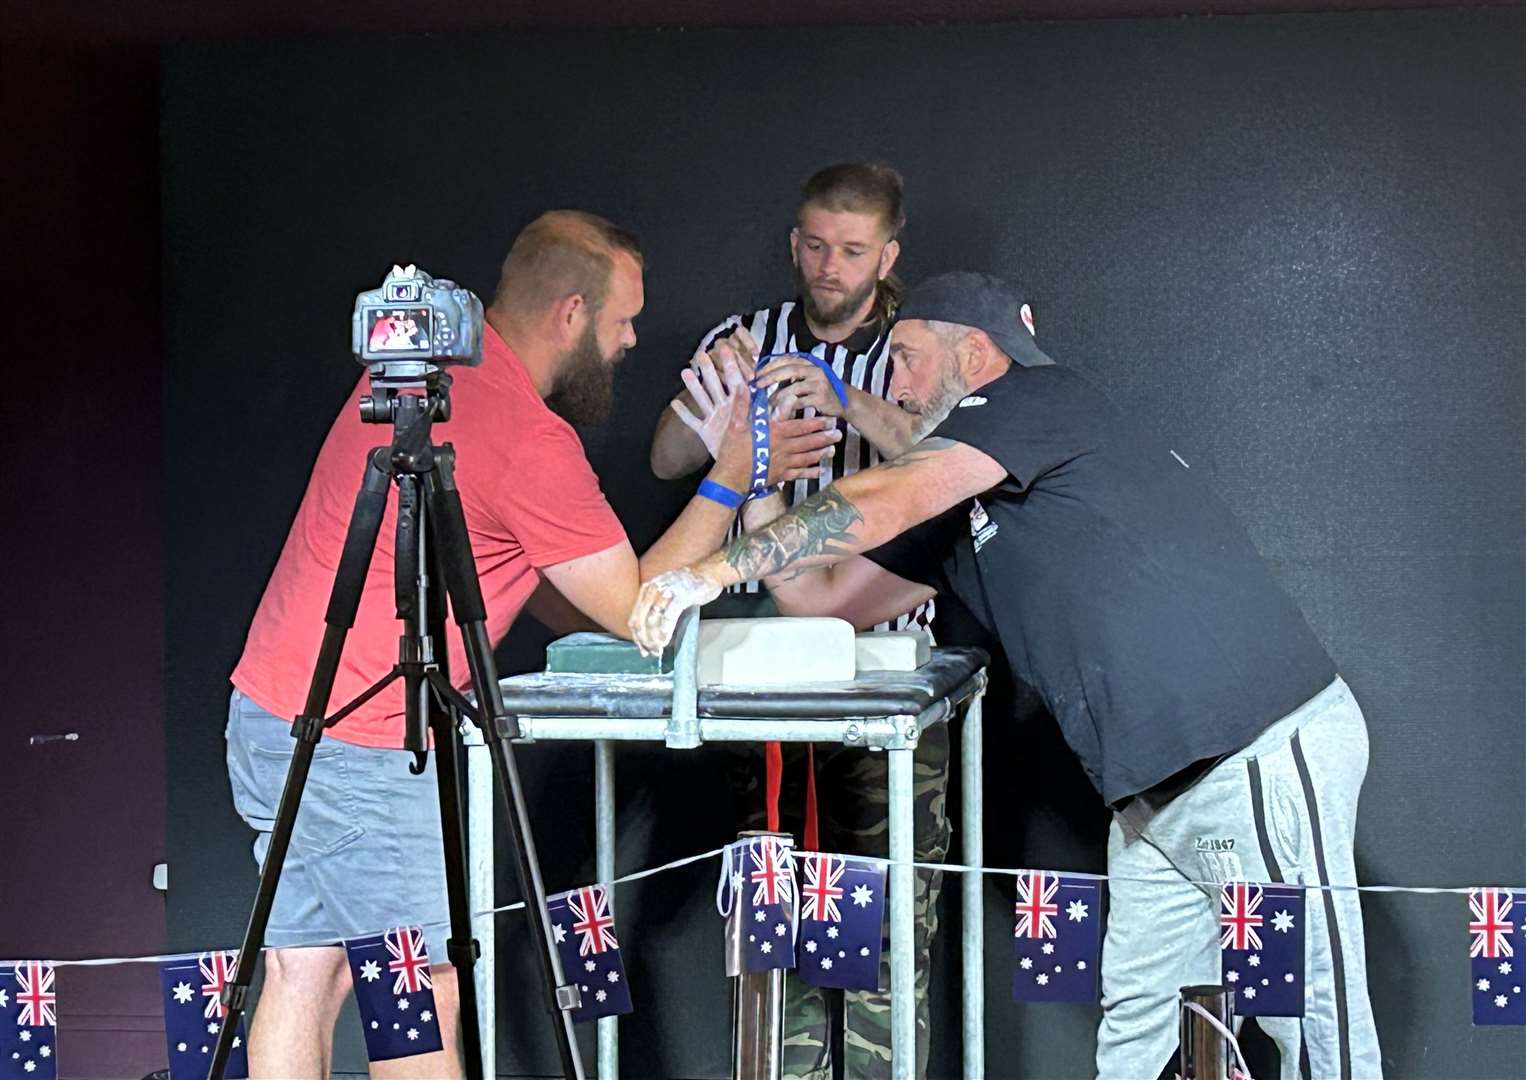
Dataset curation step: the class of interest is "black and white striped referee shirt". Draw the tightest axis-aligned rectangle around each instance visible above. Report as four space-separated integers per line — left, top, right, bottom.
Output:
696 298 935 634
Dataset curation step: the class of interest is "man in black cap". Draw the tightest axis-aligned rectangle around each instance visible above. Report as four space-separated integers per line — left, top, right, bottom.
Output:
627 271 1382 1079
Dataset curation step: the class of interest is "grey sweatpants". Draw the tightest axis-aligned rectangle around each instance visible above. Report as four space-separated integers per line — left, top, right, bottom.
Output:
1095 677 1383 1079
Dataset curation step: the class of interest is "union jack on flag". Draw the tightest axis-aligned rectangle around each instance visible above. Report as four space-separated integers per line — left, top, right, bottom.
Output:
1469 889 1526 1026
1220 881 1265 952
199 949 236 1019
750 835 794 908
548 883 633 1023
1 960 58 1080
386 926 433 995
569 885 620 956
801 854 846 923
1014 871 1061 940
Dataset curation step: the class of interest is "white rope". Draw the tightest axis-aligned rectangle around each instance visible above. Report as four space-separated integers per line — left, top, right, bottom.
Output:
1182 1001 1255 1080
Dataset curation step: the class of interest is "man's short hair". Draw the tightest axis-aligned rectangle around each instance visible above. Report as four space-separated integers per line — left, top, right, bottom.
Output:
797 162 906 239
493 210 643 316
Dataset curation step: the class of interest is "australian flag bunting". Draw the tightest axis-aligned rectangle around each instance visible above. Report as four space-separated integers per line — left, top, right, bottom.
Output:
1220 882 1304 1017
1011 872 1102 1003
344 927 444 1060
1 962 57 1080
741 835 797 973
548 884 633 1023
1469 888 1525 1025
158 951 248 1079
797 853 886 992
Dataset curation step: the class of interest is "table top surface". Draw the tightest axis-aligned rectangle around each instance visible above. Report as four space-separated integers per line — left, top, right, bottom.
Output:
494 646 989 720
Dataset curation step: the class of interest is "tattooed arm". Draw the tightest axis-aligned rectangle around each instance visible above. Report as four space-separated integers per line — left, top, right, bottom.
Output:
628 438 1008 653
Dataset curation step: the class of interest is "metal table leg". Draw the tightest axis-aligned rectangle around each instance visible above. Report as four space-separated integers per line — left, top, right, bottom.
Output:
960 687 986 1079
595 739 618 1078
464 723 496 1079
888 732 916 1080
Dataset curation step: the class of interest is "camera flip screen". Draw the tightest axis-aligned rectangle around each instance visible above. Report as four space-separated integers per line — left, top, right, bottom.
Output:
364 307 433 355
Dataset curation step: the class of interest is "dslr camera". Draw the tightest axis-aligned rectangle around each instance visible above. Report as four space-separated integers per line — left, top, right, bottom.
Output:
351 264 483 421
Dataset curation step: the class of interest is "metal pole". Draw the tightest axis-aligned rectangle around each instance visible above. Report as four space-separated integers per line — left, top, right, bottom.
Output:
888 733 917 1080
464 721 495 1080
1179 984 1235 1080
730 830 789 1080
666 607 701 748
595 740 618 1078
960 686 986 1079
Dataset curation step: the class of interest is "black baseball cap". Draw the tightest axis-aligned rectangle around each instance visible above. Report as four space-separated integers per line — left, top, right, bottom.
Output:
897 271 1054 367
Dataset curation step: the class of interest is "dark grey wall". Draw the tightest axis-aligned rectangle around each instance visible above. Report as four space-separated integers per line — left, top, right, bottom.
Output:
162 9 1525 1077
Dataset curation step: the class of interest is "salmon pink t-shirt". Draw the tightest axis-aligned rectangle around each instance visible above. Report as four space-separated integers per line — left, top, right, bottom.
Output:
232 325 627 747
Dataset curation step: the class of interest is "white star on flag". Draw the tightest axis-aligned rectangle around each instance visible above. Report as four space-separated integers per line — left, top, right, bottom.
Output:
39 1047 51 1058
360 960 381 982
20 1031 31 1042
1272 910 1295 933
852 884 874 908
607 971 620 983
1497 995 1510 1008
1020 957 1033 970
805 941 817 953
860 947 870 956
398 997 410 1010
0 989 7 1007
1284 973 1295 983
776 923 787 936
760 941 773 954
233 1037 242 1049
172 981 194 1004
1244 987 1257 999
1067 899 1089 922
553 924 567 944
827 926 839 939
1226 970 1239 983
407 1028 418 1040
1248 955 1261 967
1041 943 1054 955
1078 961 1087 970
420 1010 433 1022
1478 978 1492 991
821 958 833 970
596 989 607 1003
178 1042 188 1051
755 910 767 923
585 960 597 973
1501 962 1513 975
207 1021 219 1033
24 1061 36 1073
1036 973 1049 986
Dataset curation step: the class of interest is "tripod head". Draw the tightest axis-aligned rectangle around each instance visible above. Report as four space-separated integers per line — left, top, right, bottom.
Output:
352 264 482 427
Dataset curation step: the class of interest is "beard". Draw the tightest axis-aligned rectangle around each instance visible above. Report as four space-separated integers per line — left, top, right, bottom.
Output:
547 322 620 427
901 358 970 434
796 263 879 328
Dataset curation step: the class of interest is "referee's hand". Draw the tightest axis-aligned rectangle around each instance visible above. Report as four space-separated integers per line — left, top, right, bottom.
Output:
698 326 760 382
752 357 848 419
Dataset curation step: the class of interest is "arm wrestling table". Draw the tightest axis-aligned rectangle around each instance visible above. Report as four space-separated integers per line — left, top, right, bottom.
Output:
461 612 990 1080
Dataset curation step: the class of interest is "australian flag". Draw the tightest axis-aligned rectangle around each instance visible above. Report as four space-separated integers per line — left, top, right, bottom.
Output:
1220 882 1304 1017
1470 888 1526 1025
1011 872 1102 1003
343 927 444 1060
548 883 633 1023
740 835 797 973
158 951 248 1079
797 854 885 992
1 961 56 1079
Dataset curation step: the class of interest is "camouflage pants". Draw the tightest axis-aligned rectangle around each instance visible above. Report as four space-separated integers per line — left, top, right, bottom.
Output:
724 724 952 1080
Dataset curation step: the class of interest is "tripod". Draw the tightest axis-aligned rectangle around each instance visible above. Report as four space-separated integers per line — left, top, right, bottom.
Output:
210 375 583 1079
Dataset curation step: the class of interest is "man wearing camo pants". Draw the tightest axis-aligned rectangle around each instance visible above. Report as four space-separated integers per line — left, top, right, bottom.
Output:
649 161 950 1078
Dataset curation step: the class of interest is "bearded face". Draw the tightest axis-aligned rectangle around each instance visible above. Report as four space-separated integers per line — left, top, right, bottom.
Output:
547 318 621 427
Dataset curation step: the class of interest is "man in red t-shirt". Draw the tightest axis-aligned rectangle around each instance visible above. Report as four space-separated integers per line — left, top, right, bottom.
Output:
226 210 839 1077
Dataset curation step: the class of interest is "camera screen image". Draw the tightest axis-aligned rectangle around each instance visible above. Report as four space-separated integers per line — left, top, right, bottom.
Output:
365 307 433 354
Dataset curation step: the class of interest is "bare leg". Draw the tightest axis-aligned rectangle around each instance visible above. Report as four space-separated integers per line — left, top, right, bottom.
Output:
249 946 352 1079
371 964 463 1078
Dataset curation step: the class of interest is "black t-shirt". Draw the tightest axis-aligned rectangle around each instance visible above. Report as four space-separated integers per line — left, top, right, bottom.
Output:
865 364 1336 806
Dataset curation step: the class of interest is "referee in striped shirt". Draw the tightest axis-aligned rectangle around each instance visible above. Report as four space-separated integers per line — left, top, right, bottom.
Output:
649 162 951 1080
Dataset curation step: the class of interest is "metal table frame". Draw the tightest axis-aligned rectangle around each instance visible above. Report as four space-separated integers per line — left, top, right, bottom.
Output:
462 614 989 1079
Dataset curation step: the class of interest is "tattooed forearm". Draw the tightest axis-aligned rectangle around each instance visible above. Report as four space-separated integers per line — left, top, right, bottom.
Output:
722 487 865 582
878 436 958 471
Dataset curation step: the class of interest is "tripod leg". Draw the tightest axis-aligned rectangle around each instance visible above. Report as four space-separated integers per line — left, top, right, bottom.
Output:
209 448 394 1079
424 450 585 1079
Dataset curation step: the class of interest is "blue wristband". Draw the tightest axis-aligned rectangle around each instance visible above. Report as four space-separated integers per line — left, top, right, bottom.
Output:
697 478 745 510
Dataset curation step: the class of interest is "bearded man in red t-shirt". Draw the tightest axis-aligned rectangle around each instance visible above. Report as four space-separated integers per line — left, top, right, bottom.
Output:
226 210 839 1077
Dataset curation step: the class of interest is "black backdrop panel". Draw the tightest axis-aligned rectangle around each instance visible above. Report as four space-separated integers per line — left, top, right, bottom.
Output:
163 9 1524 1077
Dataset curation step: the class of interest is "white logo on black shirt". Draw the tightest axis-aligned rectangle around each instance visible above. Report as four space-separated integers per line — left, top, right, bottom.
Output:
970 499 998 552
958 395 987 408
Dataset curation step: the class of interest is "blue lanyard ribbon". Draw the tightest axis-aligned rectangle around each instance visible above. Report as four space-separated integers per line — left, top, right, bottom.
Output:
747 351 849 497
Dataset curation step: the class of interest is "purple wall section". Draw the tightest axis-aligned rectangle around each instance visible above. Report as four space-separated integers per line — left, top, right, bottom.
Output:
0 41 168 1078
